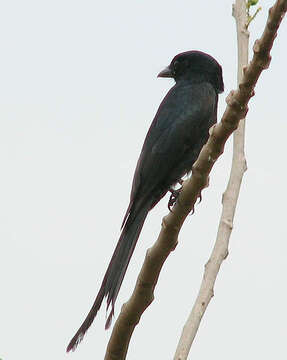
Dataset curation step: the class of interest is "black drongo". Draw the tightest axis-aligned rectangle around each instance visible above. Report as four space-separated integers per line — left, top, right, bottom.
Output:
67 50 224 352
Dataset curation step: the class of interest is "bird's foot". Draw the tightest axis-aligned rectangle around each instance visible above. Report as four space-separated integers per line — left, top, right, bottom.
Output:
168 187 181 211
168 182 201 212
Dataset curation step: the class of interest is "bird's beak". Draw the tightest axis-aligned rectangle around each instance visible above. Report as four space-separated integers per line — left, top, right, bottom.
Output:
157 65 173 78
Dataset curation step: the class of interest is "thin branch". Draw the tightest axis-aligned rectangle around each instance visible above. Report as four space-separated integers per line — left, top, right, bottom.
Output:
174 0 249 358
247 6 262 28
247 0 262 28
104 1 287 359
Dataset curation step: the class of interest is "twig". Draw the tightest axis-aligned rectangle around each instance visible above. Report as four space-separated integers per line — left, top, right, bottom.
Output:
174 0 249 358
247 0 262 28
104 1 287 359
247 6 262 28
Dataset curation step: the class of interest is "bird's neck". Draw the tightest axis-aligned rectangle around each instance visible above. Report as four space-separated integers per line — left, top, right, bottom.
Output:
176 72 211 86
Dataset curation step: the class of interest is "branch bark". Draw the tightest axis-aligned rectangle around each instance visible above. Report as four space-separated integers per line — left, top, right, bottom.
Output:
174 1 249 358
104 1 287 359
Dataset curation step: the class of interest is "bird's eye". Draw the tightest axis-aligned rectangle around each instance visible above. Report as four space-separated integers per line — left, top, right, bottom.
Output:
173 60 179 70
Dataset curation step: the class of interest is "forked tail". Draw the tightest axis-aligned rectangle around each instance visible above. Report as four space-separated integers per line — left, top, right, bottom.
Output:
66 201 150 352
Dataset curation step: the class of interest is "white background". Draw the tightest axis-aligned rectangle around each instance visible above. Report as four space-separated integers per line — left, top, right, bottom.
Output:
0 1 286 359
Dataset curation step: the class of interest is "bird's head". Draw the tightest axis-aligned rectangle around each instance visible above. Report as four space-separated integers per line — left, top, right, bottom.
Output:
158 50 224 94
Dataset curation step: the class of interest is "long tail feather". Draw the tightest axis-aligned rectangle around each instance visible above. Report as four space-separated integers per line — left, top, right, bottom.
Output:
66 202 150 352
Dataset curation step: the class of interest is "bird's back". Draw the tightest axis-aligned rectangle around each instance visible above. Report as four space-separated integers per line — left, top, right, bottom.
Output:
129 80 218 209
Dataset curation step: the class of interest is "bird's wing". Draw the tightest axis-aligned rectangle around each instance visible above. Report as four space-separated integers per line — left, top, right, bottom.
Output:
130 82 217 203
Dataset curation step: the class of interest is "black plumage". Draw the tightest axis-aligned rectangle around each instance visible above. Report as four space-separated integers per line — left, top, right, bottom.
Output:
67 50 224 352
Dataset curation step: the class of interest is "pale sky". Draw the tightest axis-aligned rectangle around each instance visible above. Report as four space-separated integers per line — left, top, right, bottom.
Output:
0 1 286 359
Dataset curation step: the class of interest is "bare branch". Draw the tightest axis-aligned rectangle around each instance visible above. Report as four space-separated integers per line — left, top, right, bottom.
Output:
104 1 287 359
174 0 249 358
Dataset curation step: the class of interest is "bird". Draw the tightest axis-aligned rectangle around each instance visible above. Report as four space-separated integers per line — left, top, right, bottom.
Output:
67 50 224 352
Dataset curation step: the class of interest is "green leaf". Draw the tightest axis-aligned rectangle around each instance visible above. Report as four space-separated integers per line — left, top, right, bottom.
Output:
247 0 259 7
